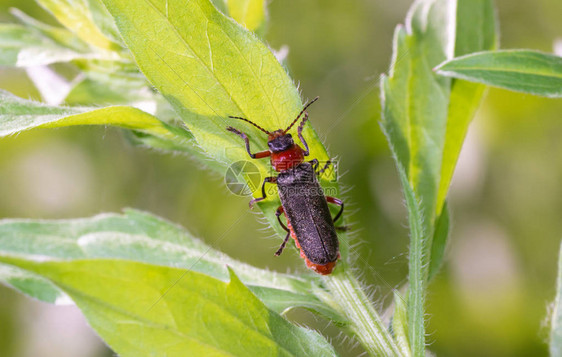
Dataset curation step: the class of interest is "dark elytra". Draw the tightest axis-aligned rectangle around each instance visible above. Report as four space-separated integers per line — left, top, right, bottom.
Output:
277 162 339 264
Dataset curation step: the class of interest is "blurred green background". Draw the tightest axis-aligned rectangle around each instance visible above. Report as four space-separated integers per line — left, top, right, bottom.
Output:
1 0 562 356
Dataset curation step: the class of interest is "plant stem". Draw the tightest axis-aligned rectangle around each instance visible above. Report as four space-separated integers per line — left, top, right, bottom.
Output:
324 269 403 357
397 164 426 357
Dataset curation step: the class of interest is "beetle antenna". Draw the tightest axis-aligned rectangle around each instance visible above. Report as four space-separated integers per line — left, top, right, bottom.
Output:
284 96 319 134
228 116 271 135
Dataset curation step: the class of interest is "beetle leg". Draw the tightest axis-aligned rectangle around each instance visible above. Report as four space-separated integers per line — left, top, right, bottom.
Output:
309 158 319 171
249 177 277 208
274 206 291 256
275 233 291 256
326 196 344 223
227 126 271 159
275 205 289 232
297 112 310 156
316 160 332 177
327 196 349 231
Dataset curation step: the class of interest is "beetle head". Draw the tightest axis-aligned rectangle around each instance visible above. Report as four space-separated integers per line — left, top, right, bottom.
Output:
267 130 294 152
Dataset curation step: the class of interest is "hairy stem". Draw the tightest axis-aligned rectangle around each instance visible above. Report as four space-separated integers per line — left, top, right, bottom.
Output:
324 269 403 356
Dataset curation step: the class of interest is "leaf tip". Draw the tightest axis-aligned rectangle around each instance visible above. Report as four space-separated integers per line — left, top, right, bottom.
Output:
227 266 241 285
432 59 453 75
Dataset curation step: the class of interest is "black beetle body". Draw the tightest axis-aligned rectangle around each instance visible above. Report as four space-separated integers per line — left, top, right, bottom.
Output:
227 97 344 274
277 162 339 272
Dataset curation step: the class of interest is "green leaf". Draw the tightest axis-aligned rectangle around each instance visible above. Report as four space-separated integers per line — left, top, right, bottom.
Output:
209 0 228 13
227 0 267 32
381 0 457 352
0 23 116 66
0 24 42 65
10 8 92 52
0 257 338 357
0 209 344 322
35 0 120 50
84 0 125 46
380 1 499 354
0 264 63 304
62 61 156 107
99 0 342 256
435 0 497 215
382 0 496 286
427 201 450 280
2 8 127 69
0 89 213 162
391 291 411 357
66 58 154 104
381 0 497 353
397 162 426 357
435 50 562 98
551 240 562 356
381 0 455 232
380 26 410 175
452 0 497 57
429 0 497 279
99 0 312 170
433 79 483 202
0 89 184 139
122 129 207 156
15 64 197 157
63 77 141 106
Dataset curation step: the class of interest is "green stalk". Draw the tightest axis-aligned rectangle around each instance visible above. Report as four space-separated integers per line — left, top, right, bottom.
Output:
398 165 427 357
324 269 403 356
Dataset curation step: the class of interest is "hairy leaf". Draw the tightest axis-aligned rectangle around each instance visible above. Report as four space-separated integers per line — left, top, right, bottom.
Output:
435 0 496 214
0 23 116 66
0 209 344 321
429 0 497 280
398 161 426 357
0 90 180 137
35 0 120 50
99 0 316 170
381 0 455 231
99 0 345 258
10 8 92 52
436 50 562 97
391 290 411 357
0 257 338 357
381 0 456 354
0 264 63 304
427 201 450 280
84 0 124 46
